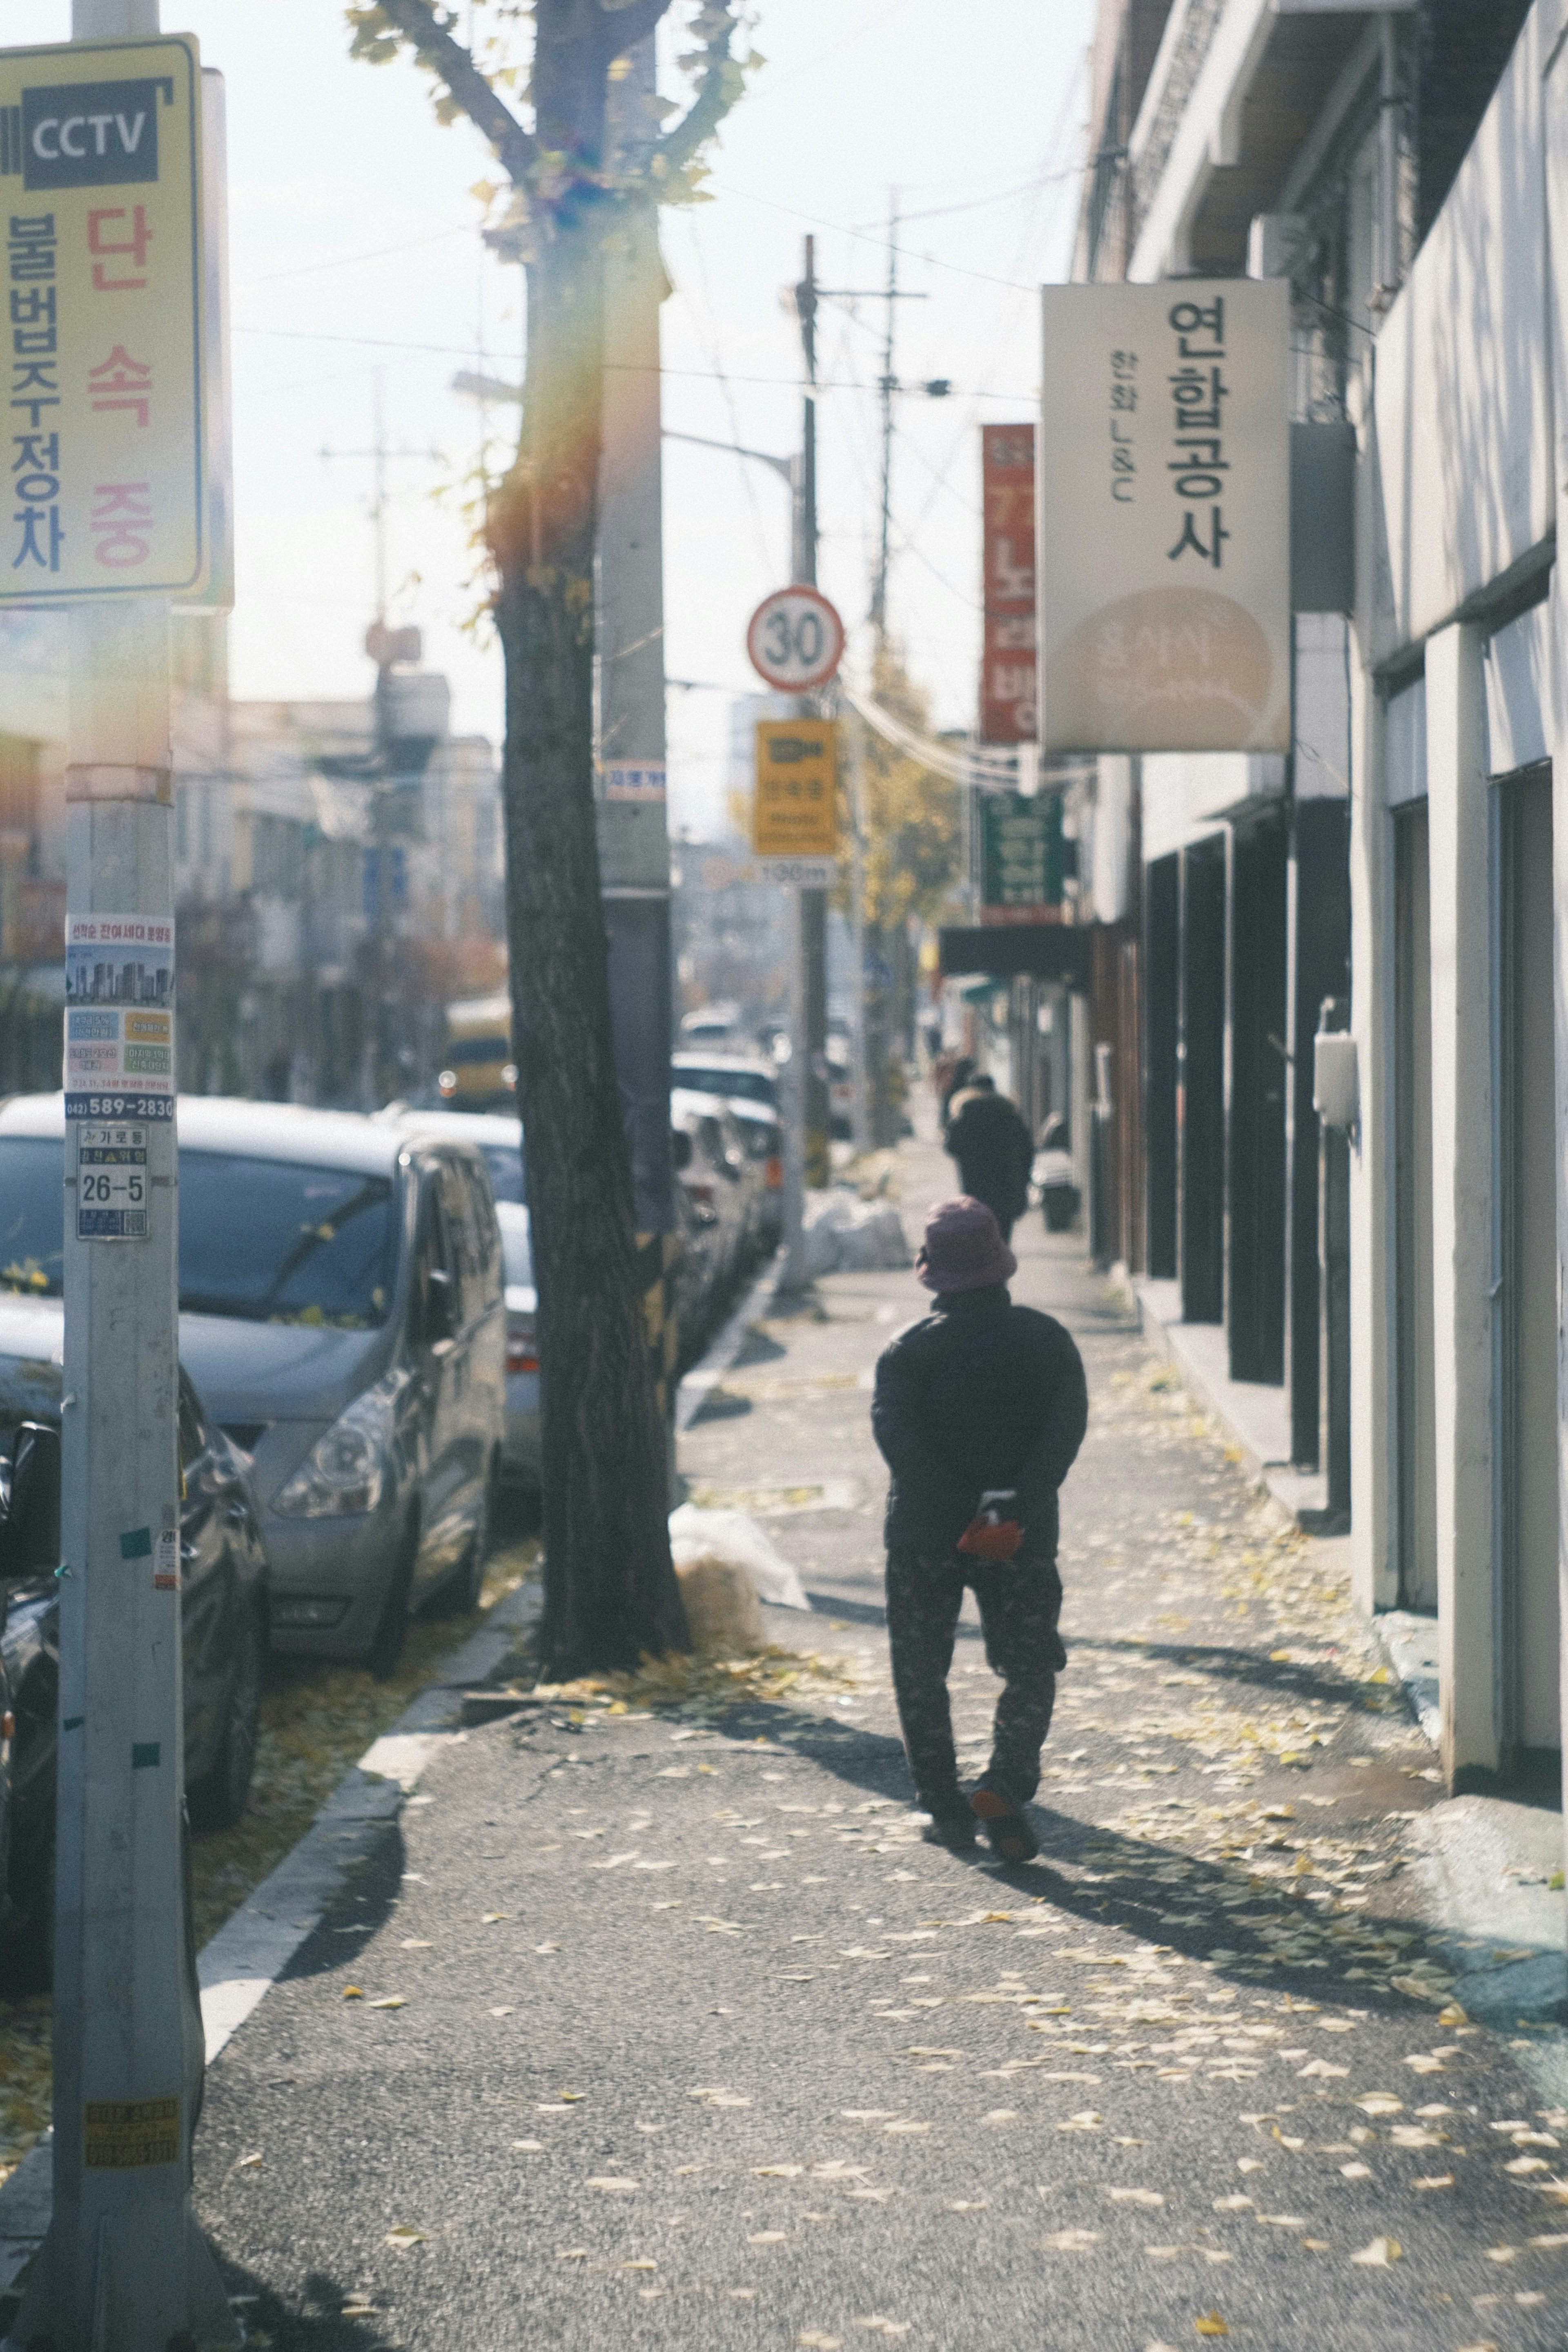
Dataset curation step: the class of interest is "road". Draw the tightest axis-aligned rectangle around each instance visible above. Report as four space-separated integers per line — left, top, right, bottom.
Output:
190 1130 1568 2350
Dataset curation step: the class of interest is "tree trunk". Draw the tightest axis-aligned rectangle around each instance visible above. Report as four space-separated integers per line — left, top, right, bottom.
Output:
490 0 686 1675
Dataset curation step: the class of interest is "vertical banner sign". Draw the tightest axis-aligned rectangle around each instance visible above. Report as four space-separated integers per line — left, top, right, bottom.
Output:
979 791 1064 926
0 34 205 603
980 423 1036 743
753 718 837 888
1038 281 1289 753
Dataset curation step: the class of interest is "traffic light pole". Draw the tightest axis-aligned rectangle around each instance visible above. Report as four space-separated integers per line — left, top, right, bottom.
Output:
13 4 236 2346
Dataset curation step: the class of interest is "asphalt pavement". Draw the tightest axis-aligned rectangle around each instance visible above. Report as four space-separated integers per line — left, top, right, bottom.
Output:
188 1128 1568 2351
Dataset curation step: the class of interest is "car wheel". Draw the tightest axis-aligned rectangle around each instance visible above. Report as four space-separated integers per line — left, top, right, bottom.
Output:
0 1824 54 1998
187 1604 264 1833
366 1514 419 1680
430 1457 495 1619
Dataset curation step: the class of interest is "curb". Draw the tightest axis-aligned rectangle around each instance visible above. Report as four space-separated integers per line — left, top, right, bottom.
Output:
674 1248 783 1432
0 1575 540 2297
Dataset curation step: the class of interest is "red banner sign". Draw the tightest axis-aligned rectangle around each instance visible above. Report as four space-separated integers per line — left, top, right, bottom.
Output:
980 422 1036 744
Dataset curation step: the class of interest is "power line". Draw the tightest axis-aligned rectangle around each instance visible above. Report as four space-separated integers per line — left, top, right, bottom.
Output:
233 323 1038 398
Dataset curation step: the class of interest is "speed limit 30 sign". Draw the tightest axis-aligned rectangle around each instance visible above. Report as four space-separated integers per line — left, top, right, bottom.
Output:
746 586 845 692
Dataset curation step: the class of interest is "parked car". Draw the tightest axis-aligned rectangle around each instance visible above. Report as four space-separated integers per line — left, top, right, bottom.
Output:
670 1087 757 1296
670 1050 779 1112
373 1109 536 1495
437 991 516 1112
0 1096 506 1676
670 1061 784 1253
0 1303 268 1988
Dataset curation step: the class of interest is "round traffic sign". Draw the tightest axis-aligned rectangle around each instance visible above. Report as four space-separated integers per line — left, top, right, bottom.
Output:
745 586 845 692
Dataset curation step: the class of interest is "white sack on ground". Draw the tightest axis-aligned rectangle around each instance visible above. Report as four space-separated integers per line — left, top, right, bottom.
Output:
668 1504 811 1613
799 1190 911 1277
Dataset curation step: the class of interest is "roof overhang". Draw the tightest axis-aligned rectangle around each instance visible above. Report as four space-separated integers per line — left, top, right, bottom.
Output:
1128 0 1412 281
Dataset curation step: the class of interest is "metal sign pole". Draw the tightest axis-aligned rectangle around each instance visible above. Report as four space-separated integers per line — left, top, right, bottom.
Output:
8 4 236 2343
780 885 808 1289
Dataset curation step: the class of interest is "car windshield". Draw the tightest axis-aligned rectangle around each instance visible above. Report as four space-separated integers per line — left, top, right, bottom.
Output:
180 1153 396 1327
677 1065 777 1105
0 1139 397 1326
479 1141 526 1205
0 1138 66 1297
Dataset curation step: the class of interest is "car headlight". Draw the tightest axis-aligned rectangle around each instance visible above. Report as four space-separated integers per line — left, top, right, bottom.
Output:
273 1381 399 1519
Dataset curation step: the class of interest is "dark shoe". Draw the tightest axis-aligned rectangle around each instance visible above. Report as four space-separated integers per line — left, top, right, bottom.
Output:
970 1780 1039 1863
920 1806 978 1850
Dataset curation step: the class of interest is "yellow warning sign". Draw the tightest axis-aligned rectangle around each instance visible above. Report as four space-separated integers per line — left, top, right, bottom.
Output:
753 719 838 859
84 2094 180 2168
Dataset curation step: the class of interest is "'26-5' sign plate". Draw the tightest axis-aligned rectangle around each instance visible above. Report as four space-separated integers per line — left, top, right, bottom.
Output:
745 586 844 693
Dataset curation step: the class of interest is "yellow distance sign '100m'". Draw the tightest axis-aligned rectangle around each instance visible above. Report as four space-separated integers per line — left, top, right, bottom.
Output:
753 718 838 862
0 34 204 602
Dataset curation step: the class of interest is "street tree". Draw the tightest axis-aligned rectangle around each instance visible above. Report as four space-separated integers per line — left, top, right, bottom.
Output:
838 646 958 1141
347 0 751 1673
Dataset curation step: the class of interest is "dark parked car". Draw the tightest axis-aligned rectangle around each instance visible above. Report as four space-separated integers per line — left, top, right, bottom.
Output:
0 1296 268 1990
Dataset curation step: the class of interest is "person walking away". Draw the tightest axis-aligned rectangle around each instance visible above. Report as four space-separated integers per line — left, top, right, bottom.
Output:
872 1196 1087 1861
936 1054 974 1136
943 1073 1033 1242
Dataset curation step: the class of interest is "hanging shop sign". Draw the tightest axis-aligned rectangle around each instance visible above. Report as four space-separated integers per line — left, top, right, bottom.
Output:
753 717 837 886
978 790 1064 926
979 423 1036 744
0 34 207 602
1038 280 1289 754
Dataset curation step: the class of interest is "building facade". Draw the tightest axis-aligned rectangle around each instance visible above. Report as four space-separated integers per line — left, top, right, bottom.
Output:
1071 0 1563 1792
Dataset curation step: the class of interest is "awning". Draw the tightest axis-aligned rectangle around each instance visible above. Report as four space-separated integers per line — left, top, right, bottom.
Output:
938 926 1092 985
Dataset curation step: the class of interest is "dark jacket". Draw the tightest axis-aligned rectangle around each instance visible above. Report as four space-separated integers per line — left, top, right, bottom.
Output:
944 1089 1033 1220
871 1284 1088 1560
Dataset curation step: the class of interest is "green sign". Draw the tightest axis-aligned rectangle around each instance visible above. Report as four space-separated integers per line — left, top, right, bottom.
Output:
979 791 1064 925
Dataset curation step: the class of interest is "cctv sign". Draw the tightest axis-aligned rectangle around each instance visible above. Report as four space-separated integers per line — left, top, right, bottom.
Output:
0 36 205 601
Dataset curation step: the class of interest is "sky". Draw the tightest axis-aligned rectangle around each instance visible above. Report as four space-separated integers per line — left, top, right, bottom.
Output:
33 0 1096 835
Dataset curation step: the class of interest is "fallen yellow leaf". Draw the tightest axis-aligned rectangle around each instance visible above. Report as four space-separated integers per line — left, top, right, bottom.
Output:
1194 2316 1229 2338
385 2225 426 2248
1349 2236 1401 2267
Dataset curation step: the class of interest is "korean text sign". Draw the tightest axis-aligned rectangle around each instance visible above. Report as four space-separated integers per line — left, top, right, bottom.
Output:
753 720 837 860
1038 281 1288 754
979 791 1064 927
0 35 204 602
980 423 1036 744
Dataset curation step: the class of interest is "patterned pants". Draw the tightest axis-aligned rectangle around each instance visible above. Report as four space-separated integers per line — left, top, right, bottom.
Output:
885 1548 1065 1811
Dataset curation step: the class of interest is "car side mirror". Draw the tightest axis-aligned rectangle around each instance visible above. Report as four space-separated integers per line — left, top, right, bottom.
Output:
0 1421 62 1585
670 1129 694 1173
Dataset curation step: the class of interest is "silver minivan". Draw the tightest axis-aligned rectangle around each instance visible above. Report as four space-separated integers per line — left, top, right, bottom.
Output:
0 1096 505 1675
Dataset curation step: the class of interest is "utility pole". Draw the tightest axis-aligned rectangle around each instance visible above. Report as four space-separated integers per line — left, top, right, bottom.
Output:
598 34 678 1429
872 196 899 640
319 388 440 1106
793 237 831 1192
13 3 237 2342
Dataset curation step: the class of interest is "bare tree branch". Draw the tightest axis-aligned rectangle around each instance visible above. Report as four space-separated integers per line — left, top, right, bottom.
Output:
651 7 737 176
377 0 539 181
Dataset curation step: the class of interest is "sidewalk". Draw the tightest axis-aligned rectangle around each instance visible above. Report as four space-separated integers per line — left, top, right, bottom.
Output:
11 1136 1568 2348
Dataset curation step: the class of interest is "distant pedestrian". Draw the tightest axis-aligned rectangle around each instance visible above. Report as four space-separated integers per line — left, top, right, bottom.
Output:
943 1074 1033 1242
871 1197 1087 1861
936 1054 974 1134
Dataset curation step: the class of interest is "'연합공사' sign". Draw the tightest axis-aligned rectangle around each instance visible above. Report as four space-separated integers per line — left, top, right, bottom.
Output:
1038 281 1288 754
980 424 1036 744
0 34 205 602
979 791 1064 926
